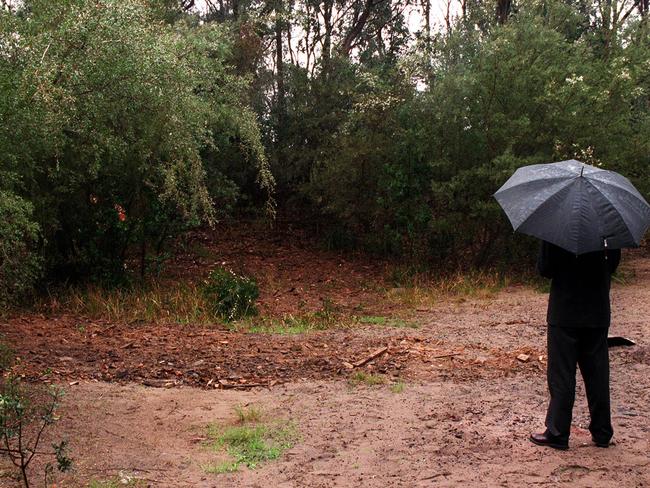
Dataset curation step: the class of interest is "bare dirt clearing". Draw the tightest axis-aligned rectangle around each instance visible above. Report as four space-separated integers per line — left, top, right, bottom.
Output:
1 227 649 487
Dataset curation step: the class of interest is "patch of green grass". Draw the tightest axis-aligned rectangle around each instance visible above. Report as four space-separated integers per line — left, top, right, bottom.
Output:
358 315 387 325
202 461 240 474
390 381 405 393
207 421 298 471
234 404 263 424
348 371 386 387
240 316 318 334
358 315 418 329
236 299 349 334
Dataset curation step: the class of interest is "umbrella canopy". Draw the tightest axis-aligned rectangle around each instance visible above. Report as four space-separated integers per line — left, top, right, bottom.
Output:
494 159 650 254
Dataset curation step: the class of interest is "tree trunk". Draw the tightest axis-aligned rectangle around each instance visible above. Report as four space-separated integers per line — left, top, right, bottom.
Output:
496 0 511 24
423 0 431 39
140 237 146 280
322 0 334 74
339 0 379 56
275 0 287 166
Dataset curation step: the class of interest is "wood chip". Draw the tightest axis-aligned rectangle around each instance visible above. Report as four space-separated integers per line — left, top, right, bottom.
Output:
516 353 530 362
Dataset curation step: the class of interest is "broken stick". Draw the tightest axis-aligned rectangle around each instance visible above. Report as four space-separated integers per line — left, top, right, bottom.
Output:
352 346 389 368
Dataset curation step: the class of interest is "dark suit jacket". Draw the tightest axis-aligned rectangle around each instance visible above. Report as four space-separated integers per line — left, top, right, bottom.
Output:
537 241 620 328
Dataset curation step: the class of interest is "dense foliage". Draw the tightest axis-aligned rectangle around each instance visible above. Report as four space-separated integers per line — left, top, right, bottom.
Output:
0 0 272 296
1 0 649 302
0 191 42 306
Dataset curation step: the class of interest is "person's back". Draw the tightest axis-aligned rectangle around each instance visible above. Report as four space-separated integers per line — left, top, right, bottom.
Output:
538 242 620 328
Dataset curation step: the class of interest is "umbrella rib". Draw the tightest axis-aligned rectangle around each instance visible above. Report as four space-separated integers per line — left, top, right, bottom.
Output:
510 180 576 231
584 179 641 244
494 175 572 196
587 173 650 208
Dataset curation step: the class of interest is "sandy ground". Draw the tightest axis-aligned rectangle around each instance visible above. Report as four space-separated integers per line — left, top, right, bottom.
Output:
1 234 649 487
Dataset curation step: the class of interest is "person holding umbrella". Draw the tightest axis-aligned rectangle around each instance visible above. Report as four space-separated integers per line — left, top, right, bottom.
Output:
494 159 650 450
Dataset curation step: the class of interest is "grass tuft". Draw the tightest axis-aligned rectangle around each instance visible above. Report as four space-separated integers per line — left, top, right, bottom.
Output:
612 266 636 286
208 423 298 470
202 461 240 474
235 299 349 334
390 381 405 393
385 270 510 308
348 371 386 386
234 404 263 424
358 315 418 329
37 282 216 325
205 411 299 474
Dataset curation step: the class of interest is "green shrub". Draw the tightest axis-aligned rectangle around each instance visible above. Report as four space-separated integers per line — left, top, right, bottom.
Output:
201 268 259 321
0 191 42 309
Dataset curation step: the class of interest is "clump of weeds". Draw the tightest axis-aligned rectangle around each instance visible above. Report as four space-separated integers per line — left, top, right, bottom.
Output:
203 405 299 474
348 371 386 387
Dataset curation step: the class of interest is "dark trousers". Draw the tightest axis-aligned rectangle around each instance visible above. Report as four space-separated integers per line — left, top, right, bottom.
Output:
545 325 613 444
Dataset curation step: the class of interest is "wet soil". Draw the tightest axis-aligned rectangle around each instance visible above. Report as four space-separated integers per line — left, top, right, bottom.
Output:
0 225 648 487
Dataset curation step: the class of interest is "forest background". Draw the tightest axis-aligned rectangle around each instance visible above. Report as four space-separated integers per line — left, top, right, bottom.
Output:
1 0 649 305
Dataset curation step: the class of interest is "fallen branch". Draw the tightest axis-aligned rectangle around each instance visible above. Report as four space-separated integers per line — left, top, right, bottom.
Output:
353 347 389 368
430 352 462 359
421 471 451 480
217 380 270 389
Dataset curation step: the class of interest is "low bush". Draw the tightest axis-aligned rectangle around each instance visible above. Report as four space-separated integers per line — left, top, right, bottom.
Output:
201 268 259 321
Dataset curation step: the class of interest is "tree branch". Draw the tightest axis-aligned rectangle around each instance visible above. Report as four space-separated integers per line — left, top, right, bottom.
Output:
338 0 389 56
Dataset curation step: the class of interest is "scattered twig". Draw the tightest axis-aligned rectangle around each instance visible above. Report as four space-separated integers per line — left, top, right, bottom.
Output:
352 346 388 368
431 352 462 359
421 471 451 480
218 382 269 389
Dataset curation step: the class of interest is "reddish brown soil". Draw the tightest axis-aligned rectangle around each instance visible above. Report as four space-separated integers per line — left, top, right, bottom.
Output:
165 223 391 316
1 315 542 390
0 225 649 487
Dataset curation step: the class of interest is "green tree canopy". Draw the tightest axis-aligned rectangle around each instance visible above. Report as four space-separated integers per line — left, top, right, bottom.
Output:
0 0 273 286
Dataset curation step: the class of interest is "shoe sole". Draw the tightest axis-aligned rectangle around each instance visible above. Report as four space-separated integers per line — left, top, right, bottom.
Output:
529 435 569 450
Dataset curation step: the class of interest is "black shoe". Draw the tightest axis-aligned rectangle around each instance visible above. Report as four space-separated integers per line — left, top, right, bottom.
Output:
592 437 610 448
529 432 569 450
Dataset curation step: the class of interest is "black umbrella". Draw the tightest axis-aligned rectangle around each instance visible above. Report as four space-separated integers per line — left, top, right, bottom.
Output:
494 159 650 254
